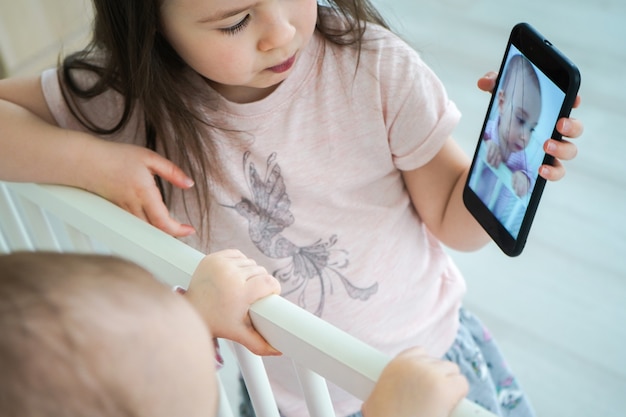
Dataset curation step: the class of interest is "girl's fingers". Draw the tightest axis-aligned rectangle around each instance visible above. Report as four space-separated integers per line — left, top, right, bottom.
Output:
142 196 195 237
540 158 565 181
149 153 195 190
545 138 578 161
556 117 584 139
477 71 498 93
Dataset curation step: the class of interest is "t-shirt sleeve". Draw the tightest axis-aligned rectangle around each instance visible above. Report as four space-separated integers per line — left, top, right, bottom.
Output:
41 68 84 131
40 67 144 144
375 35 461 171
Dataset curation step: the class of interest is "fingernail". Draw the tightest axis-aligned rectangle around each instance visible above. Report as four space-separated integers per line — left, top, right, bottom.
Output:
546 141 556 153
540 166 550 177
560 119 571 133
184 178 195 188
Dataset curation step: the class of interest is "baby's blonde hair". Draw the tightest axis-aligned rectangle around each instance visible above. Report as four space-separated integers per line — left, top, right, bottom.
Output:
501 54 541 96
0 253 174 417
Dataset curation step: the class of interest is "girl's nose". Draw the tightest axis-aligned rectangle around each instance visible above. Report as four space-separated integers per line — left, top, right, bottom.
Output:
257 13 295 52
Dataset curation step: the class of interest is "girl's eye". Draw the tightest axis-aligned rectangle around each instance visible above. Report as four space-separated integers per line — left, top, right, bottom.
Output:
221 14 251 35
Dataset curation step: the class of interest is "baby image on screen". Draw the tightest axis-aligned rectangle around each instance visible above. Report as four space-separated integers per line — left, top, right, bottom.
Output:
470 50 546 237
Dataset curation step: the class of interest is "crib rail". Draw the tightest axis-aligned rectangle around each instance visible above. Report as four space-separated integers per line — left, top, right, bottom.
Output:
0 181 494 417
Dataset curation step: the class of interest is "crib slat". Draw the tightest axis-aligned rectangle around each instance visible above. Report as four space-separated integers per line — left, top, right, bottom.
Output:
216 375 236 417
16 196 63 251
294 364 335 417
0 183 34 251
230 342 281 417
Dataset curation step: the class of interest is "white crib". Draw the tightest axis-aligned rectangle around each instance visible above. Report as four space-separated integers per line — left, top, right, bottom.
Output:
0 181 494 417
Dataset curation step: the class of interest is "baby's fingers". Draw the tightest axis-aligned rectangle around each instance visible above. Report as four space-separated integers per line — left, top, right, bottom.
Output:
235 322 283 356
246 273 282 301
238 274 282 356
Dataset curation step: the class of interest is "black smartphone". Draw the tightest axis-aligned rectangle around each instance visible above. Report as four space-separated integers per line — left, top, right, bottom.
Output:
463 22 581 257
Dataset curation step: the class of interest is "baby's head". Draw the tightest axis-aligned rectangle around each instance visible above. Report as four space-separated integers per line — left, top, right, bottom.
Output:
497 54 542 153
0 253 218 417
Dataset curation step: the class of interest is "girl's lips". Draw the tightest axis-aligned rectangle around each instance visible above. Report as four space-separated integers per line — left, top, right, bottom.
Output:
268 54 296 73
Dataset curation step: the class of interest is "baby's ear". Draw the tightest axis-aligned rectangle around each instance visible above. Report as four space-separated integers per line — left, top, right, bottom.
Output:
497 90 506 108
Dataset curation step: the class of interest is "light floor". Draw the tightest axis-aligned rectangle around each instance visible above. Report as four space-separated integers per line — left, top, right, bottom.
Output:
1 1 625 416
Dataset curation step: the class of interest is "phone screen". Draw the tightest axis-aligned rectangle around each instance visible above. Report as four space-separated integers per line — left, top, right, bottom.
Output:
467 45 566 239
463 22 580 256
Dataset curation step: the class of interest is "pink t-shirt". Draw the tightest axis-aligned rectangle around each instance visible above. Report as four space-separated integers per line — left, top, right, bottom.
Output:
42 24 466 417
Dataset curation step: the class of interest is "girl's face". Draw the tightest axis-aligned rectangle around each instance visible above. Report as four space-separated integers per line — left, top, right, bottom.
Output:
160 0 318 103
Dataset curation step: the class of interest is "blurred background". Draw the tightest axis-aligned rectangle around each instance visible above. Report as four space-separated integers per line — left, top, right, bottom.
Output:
0 0 92 78
1 0 624 415
370 1 626 416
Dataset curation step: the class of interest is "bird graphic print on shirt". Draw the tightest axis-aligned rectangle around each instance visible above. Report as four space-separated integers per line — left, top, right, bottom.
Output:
226 151 378 317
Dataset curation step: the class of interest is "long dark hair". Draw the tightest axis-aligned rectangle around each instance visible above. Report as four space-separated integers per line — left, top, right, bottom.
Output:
60 0 389 237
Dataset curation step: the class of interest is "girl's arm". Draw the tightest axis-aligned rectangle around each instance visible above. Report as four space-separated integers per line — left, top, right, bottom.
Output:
402 137 489 252
0 76 195 237
0 75 85 183
402 73 583 252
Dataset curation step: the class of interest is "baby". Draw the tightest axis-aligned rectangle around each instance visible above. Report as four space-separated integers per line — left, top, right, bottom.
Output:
483 53 542 197
0 252 468 417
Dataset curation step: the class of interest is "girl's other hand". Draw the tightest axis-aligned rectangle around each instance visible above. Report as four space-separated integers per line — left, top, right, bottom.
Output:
81 140 196 237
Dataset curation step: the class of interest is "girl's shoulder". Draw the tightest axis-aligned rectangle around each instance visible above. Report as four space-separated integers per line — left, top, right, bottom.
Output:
327 22 433 91
41 64 142 143
312 15 445 103
317 7 419 60
360 23 426 67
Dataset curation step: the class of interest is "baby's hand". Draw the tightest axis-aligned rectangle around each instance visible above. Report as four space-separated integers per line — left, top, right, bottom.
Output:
185 249 282 356
512 171 530 197
485 140 504 168
478 72 584 182
80 139 196 237
362 347 468 417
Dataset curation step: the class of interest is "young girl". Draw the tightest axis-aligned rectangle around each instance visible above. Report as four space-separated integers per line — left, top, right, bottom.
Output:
0 1 583 416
